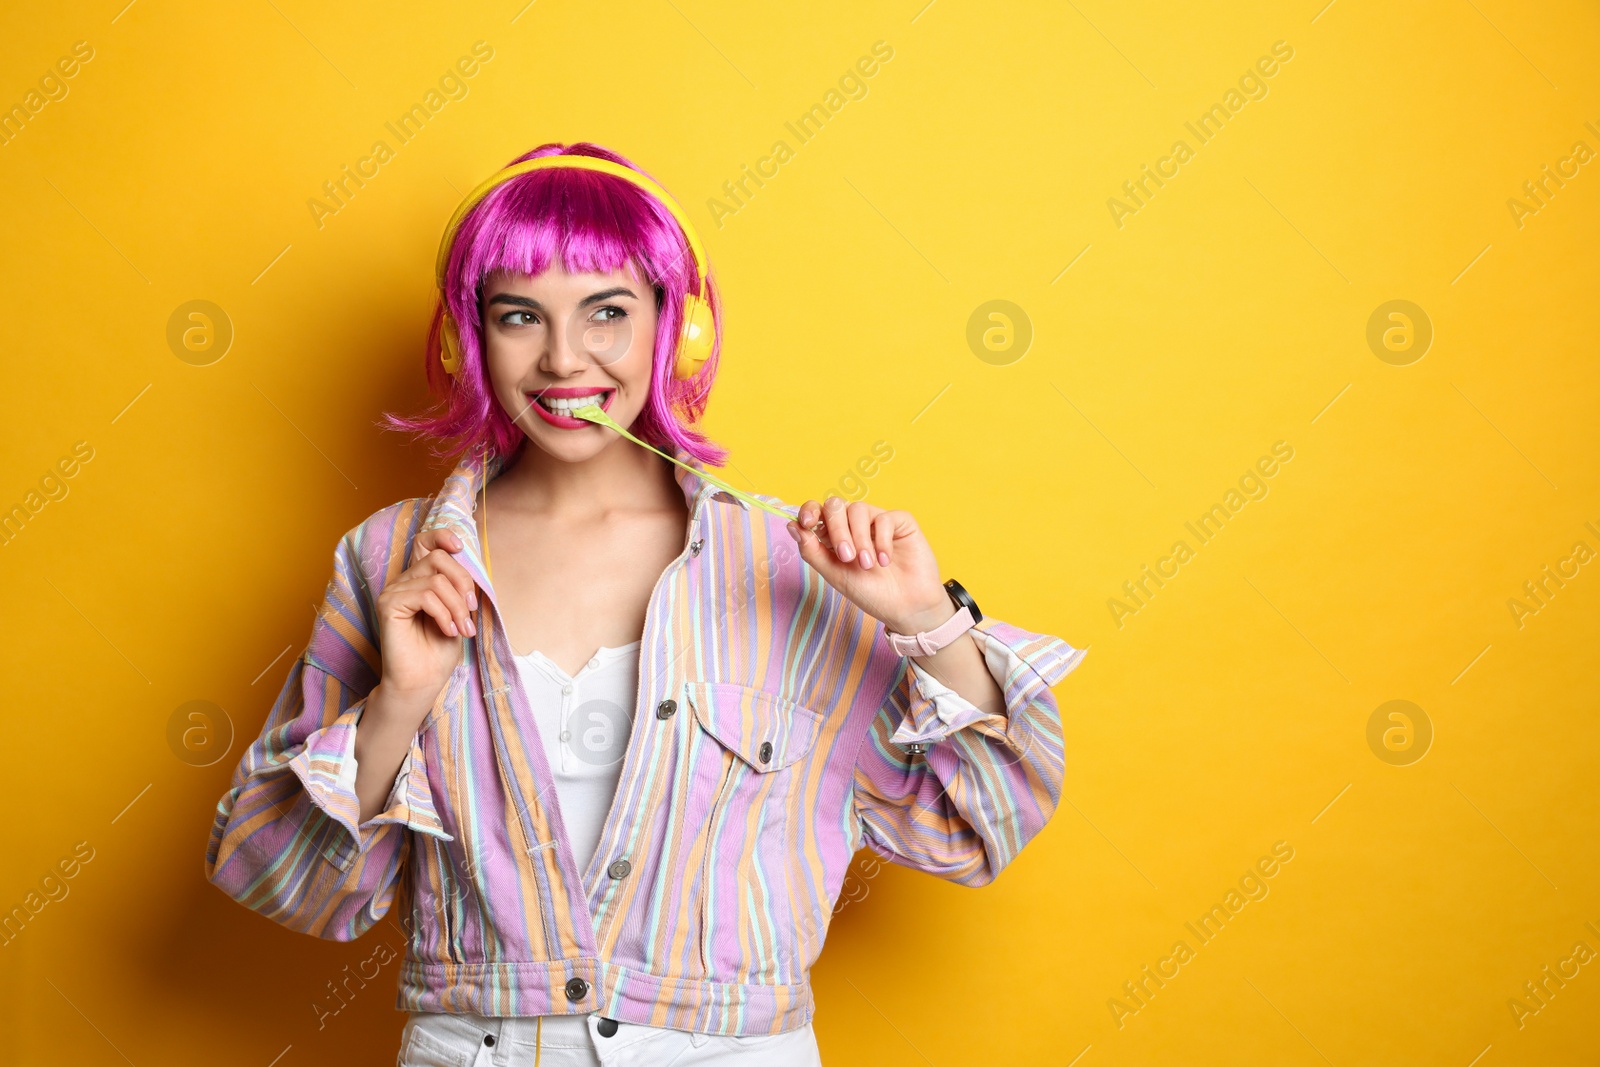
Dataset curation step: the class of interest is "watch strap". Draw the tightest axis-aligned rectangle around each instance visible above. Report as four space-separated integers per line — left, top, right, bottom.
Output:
885 604 977 657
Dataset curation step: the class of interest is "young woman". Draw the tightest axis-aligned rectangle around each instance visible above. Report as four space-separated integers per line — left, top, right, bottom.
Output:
206 142 1086 1066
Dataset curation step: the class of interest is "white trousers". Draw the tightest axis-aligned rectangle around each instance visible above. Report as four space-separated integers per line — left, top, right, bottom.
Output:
397 1010 823 1067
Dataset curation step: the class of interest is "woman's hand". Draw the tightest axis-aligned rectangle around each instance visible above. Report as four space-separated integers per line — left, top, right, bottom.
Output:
372 524 480 722
786 496 954 635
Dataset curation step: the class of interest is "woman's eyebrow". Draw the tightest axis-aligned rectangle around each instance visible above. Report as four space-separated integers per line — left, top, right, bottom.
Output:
486 287 638 311
577 286 638 307
486 292 541 310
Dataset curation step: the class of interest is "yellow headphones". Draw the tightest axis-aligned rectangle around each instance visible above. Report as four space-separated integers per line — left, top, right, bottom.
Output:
434 155 715 381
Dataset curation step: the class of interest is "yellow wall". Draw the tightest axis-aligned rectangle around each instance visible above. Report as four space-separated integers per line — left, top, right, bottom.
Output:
2 1 1596 1063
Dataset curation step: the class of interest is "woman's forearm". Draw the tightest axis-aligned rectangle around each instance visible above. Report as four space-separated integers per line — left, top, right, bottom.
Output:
352 683 436 825
904 620 1005 716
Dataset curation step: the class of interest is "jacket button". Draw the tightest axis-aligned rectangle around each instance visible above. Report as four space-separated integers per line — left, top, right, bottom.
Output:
564 977 589 1001
656 699 677 720
689 539 703 556
597 1017 619 1038
483 1035 495 1047
758 740 773 764
607 858 631 879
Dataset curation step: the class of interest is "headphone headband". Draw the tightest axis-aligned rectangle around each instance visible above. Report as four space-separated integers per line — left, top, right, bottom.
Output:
434 155 709 296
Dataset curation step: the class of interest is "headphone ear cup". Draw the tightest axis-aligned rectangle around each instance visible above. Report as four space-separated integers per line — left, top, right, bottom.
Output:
440 311 463 377
673 293 715 379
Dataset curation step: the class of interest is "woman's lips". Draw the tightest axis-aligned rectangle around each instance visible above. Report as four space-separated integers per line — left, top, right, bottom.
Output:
527 389 614 429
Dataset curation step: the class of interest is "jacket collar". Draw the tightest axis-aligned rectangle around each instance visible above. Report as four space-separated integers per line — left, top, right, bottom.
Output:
419 441 746 607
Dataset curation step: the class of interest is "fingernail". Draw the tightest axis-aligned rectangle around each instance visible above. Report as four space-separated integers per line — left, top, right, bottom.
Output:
878 551 890 566
468 589 478 610
447 620 458 636
860 552 873 569
839 542 854 560
786 521 799 542
466 618 477 637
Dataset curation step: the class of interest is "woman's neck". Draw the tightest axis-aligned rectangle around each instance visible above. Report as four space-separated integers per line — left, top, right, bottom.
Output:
491 439 682 518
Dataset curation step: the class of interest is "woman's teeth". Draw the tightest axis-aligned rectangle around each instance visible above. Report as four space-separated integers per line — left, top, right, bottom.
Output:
538 391 608 414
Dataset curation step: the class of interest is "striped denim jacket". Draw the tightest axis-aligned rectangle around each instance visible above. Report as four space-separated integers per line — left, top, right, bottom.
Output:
205 445 1087 1035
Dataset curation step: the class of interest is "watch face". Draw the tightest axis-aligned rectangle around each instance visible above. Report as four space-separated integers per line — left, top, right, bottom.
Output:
943 578 981 622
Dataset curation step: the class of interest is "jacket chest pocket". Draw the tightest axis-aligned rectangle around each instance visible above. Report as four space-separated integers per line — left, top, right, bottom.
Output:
685 681 824 986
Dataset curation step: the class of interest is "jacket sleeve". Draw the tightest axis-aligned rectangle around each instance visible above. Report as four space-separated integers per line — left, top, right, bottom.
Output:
850 617 1086 887
204 515 452 941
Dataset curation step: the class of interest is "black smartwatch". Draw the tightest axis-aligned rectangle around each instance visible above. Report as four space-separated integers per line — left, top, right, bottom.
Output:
944 578 982 624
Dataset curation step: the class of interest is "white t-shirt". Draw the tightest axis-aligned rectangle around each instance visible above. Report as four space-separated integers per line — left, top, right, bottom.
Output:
512 640 642 876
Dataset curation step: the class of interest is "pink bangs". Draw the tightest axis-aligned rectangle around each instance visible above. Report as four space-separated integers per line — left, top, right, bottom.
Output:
381 141 727 467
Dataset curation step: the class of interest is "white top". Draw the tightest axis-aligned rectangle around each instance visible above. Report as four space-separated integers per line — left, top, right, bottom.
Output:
511 640 642 877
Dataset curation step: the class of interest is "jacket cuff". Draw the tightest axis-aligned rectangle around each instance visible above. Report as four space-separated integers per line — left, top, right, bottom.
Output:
284 701 454 858
889 620 1087 746
364 734 454 842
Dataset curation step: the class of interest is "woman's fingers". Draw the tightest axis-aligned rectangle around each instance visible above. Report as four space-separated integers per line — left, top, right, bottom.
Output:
390 571 474 638
430 541 480 612
784 518 838 585
416 588 458 638
845 502 875 569
384 522 480 646
415 526 479 612
869 511 895 568
796 500 821 534
820 497 854 562
798 497 893 565
425 572 475 637
416 525 463 555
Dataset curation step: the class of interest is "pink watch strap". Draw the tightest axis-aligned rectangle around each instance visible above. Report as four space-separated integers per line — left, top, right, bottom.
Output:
885 605 977 657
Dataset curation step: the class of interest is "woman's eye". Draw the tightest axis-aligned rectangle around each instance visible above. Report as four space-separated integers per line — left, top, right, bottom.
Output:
500 310 538 327
592 306 627 322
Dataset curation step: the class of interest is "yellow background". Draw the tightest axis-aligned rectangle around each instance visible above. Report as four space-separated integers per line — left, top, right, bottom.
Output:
1 0 1597 1063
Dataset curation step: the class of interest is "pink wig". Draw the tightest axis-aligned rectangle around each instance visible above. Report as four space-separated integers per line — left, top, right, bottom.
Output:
382 141 728 467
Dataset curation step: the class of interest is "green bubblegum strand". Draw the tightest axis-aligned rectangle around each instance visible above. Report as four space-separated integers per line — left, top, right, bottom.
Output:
571 403 799 522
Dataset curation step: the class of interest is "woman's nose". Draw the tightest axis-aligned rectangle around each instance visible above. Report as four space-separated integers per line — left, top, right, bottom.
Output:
541 311 593 374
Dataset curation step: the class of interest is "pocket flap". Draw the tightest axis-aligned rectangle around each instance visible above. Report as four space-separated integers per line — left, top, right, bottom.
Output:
685 681 823 772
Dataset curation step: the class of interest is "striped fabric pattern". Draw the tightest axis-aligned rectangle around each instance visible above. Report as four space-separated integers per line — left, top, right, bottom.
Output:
205 445 1087 1035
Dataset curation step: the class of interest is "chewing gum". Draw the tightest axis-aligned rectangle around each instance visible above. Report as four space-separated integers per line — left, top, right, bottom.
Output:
571 403 799 522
